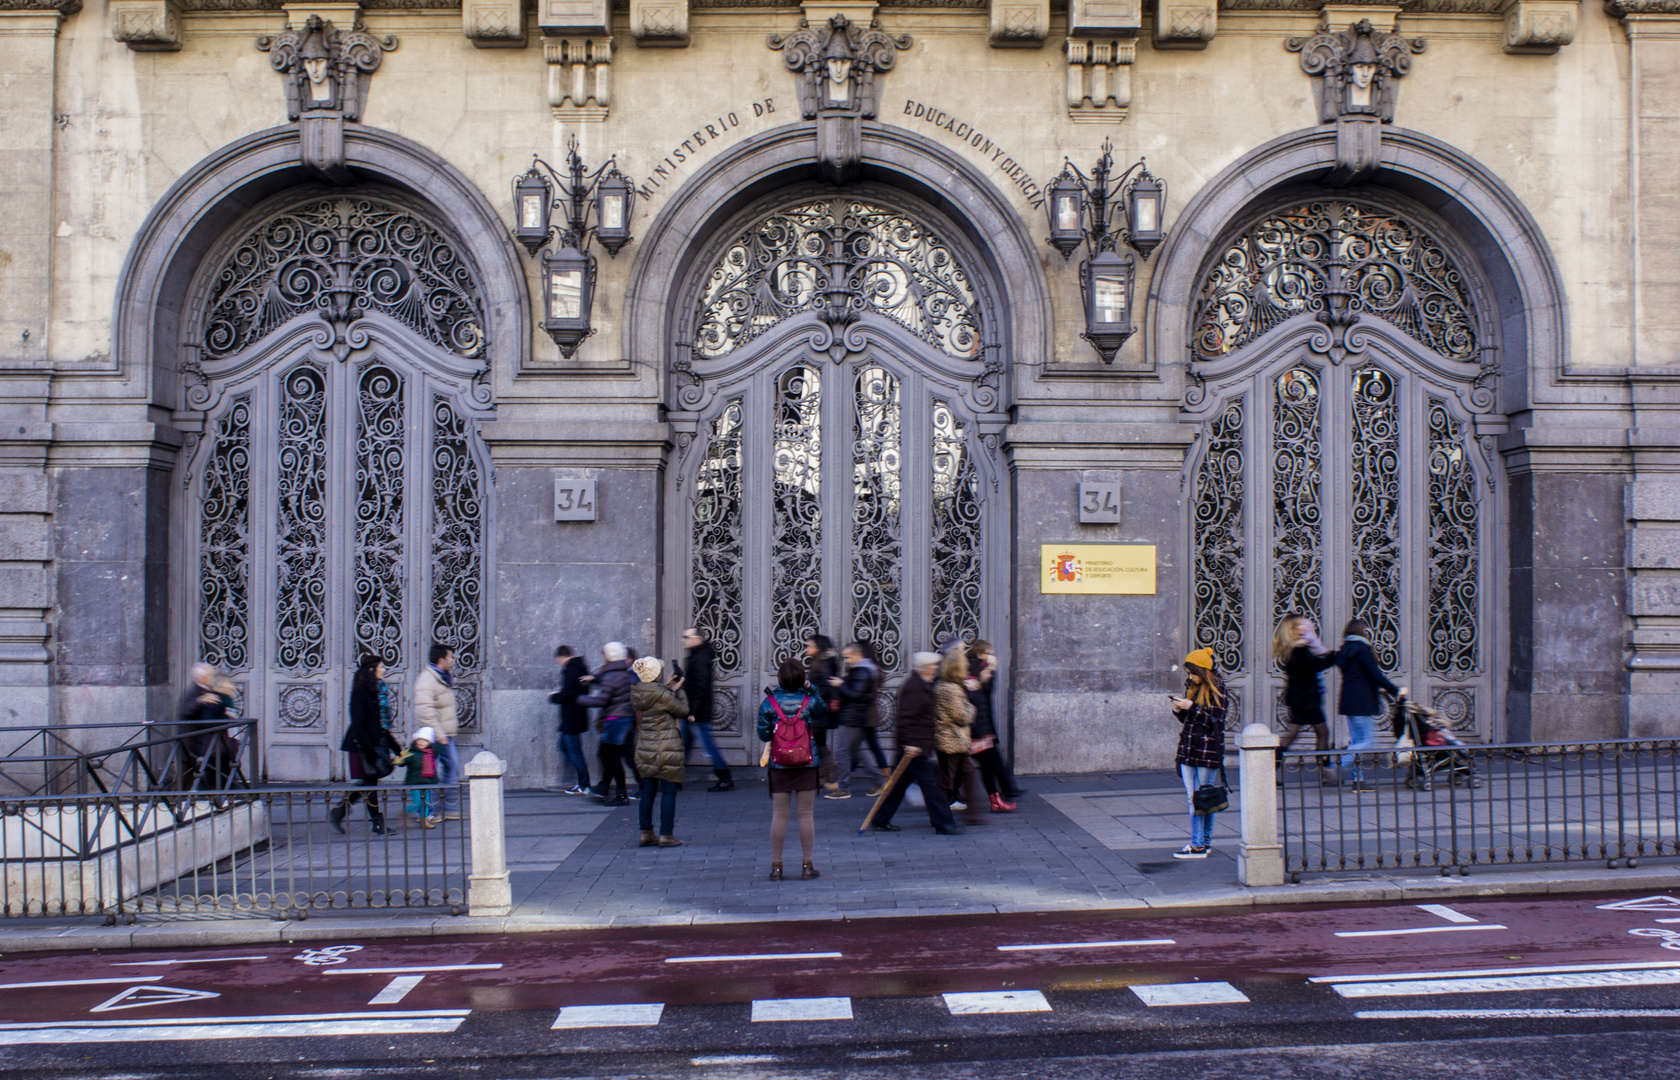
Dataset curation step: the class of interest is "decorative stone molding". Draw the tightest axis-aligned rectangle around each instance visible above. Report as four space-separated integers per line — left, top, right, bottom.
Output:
630 0 688 45
0 0 81 12
1605 0 1680 15
1286 17 1424 184
110 0 183 50
1500 0 1576 52
989 0 1048 46
1066 0 1139 34
1155 0 1216 49
256 13 397 182
462 0 526 47
545 36 611 120
537 0 607 34
769 13 912 183
1065 37 1134 123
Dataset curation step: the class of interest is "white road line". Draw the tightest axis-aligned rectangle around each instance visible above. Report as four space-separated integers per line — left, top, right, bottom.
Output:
1415 904 1478 924
943 990 1051 1015
1357 1008 1680 1020
0 1010 469 1045
691 1055 781 1065
552 1004 665 1029
1309 960 1680 984
1333 924 1507 938
0 978 173 990
997 938 1176 952
368 976 425 1005
751 997 854 1022
109 957 269 967
322 964 503 975
663 952 842 964
1131 982 1249 1007
1334 969 1680 998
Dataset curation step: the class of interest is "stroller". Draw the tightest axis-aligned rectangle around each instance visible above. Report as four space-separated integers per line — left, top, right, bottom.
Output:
1389 696 1479 792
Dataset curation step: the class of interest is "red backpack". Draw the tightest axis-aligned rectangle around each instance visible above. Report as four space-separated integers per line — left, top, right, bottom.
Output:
767 693 814 767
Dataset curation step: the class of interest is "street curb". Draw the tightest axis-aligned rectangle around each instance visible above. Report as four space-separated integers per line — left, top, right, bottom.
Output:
2 863 1675 954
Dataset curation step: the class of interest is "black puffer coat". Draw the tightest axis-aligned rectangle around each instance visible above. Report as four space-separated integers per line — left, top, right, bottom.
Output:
577 659 636 719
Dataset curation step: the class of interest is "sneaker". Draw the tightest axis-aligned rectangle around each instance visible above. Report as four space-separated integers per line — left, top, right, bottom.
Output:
949 801 967 812
1173 845 1209 859
442 811 463 821
865 786 884 797
824 789 852 800
424 816 440 829
561 785 588 796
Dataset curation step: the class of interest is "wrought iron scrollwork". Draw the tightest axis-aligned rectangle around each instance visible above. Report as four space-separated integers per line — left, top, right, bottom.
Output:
693 400 746 676
1193 201 1476 363
1426 398 1479 676
1192 397 1245 674
275 364 328 674
203 197 485 362
931 399 983 649
852 367 904 672
694 199 983 362
354 364 405 667
770 366 823 661
200 394 252 672
1272 367 1322 632
1350 367 1402 671
430 394 484 676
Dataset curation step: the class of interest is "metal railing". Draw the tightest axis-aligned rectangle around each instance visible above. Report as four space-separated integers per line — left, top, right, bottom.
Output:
1279 738 1680 881
0 783 469 921
0 720 257 797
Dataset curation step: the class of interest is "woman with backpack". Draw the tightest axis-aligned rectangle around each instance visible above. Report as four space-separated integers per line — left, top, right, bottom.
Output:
1169 647 1228 859
758 655 830 881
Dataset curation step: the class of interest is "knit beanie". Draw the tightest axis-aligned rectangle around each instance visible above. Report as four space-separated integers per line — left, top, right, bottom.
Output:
1184 647 1215 671
603 641 628 662
632 656 663 683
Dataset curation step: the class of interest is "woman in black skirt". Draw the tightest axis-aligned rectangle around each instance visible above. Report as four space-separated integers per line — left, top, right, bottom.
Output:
1272 614 1337 755
758 656 829 881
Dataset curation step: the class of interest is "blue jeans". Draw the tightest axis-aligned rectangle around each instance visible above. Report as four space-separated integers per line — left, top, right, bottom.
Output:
1341 714 1380 781
437 738 461 811
558 731 590 789
638 777 680 835
683 720 726 771
1179 764 1218 848
406 785 437 818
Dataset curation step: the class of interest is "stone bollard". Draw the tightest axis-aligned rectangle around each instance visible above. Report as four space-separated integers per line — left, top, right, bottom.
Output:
465 750 512 916
1236 722 1285 887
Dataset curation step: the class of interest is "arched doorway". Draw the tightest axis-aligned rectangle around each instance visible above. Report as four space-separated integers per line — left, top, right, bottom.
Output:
666 190 1009 757
1182 196 1497 741
179 190 494 780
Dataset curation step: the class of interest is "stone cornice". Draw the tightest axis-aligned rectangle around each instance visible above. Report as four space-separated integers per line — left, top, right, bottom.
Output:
0 0 82 12
1606 0 1680 15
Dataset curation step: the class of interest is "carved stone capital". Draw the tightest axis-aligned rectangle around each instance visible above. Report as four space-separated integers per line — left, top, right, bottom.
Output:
537 0 608 35
1065 36 1134 121
110 0 182 50
990 0 1049 47
1286 17 1425 125
546 35 612 120
1067 0 1140 35
1500 0 1577 52
630 0 688 46
256 12 395 179
1155 0 1217 48
463 0 527 48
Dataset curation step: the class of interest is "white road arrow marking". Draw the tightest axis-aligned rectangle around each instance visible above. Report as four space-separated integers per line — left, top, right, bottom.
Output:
91 986 222 1013
1596 895 1680 912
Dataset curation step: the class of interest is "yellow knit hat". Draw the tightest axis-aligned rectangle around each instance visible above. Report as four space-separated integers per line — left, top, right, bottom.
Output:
1183 647 1215 671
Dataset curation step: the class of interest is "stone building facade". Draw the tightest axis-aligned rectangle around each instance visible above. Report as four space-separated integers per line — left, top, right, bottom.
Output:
0 0 1667 784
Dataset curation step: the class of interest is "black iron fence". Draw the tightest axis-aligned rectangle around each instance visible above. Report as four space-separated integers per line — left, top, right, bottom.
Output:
0 784 469 920
0 720 257 797
1279 738 1680 881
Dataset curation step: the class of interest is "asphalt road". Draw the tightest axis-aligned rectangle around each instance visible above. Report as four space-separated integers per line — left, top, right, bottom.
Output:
4 890 1680 1078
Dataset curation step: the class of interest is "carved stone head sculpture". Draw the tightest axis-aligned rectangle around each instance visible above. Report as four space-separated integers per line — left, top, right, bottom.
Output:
1286 18 1425 125
257 14 397 123
770 14 911 121
297 19 339 108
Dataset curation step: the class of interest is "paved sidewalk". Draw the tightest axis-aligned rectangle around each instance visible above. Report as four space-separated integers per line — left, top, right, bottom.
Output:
3 768 1677 952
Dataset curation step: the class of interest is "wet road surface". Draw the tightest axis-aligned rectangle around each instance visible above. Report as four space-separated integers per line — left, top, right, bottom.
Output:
4 889 1680 1077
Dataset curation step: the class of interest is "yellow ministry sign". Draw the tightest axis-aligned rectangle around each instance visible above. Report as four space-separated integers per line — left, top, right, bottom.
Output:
1040 544 1157 595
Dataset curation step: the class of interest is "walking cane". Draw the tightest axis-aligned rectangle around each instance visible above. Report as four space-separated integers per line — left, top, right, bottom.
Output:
858 752 916 834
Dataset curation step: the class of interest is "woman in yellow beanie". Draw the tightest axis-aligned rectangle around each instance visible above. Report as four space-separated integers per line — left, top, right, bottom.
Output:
1170 648 1228 858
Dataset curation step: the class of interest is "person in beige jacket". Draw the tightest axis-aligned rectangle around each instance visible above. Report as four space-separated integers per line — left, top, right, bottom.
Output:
413 644 461 817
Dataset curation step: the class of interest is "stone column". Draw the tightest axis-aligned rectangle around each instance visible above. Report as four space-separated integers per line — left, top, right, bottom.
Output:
465 750 512 916
1236 722 1283 887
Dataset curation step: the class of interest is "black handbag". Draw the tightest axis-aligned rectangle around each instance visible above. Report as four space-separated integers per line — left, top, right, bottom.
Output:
359 733 399 781
1192 766 1229 814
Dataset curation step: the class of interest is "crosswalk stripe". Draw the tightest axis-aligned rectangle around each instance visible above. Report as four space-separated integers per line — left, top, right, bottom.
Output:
943 990 1051 1014
1131 982 1249 1006
552 1003 665 1029
1334 969 1680 998
751 997 853 1022
0 1010 469 1045
368 976 425 1005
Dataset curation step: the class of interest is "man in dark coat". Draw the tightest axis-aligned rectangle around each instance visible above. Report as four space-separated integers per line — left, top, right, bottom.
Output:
175 662 225 788
681 627 733 791
868 652 959 834
549 646 592 794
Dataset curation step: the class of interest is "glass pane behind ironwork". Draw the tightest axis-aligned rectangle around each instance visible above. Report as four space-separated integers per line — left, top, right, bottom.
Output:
851 367 903 672
1427 398 1480 676
770 366 823 662
1272 367 1322 637
1350 367 1402 671
1192 397 1245 676
354 364 406 668
931 399 983 648
693 400 746 676
200 394 252 673
275 364 329 675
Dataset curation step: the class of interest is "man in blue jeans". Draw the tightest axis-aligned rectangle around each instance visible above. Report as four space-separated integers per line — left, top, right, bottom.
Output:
413 644 461 817
1335 618 1407 790
550 646 592 794
681 627 733 791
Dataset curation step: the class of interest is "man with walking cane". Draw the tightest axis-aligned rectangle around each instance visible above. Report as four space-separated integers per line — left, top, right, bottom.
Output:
861 652 961 835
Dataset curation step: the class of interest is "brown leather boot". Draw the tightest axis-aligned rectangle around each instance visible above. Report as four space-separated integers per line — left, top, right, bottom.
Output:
658 835 683 848
639 830 657 847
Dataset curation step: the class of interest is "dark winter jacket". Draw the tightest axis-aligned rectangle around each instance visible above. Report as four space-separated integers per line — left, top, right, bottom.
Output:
1173 679 1228 770
756 688 827 767
342 679 393 755
175 682 226 757
397 740 440 786
631 681 689 784
804 650 841 728
967 655 996 741
684 641 716 726
835 659 879 727
549 656 592 735
1335 636 1400 717
577 659 636 719
892 672 939 754
1282 644 1337 711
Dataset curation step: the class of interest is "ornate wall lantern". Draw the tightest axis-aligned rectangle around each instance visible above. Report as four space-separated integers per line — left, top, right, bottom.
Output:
1044 140 1169 362
510 135 636 356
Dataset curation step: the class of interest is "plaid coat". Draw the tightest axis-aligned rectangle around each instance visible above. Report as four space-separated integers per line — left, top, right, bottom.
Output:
1174 691 1227 770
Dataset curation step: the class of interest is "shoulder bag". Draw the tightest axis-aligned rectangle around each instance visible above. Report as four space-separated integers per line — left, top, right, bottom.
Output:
1191 765 1230 814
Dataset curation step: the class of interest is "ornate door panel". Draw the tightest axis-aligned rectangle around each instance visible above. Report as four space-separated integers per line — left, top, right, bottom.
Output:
671 193 1007 762
1184 199 1497 742
182 194 491 781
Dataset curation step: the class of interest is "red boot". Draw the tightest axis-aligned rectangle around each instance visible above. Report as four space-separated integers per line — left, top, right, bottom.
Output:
990 792 1017 813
